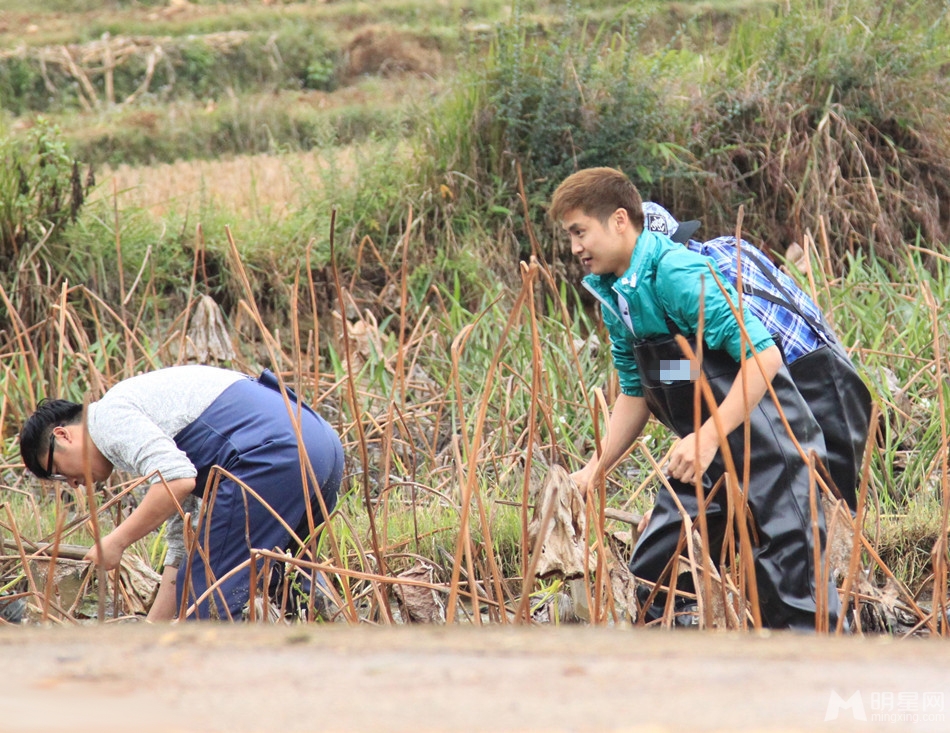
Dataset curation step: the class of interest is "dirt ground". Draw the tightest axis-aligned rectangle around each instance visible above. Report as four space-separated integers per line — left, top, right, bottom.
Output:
1 624 948 733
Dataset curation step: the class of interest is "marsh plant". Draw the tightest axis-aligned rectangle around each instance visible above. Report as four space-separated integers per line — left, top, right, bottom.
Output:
0 0 947 632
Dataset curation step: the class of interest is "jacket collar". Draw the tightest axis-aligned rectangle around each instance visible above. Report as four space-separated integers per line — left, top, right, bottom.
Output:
582 228 668 294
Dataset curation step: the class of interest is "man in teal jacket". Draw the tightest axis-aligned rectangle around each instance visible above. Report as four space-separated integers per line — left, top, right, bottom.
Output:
550 167 839 629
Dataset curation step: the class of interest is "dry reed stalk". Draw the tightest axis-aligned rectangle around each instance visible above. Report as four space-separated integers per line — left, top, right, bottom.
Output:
731 211 756 627
807 455 828 632
39 469 71 623
444 264 531 624
465 433 510 623
55 281 67 398
288 270 314 595
377 208 414 621
586 388 611 624
450 436 481 625
305 241 322 408
252 548 500 612
289 265 337 621
223 223 363 623
78 396 108 623
922 281 949 635
835 403 878 634
690 269 717 629
520 256 546 616
174 224 206 364
323 213 389 624
672 332 762 629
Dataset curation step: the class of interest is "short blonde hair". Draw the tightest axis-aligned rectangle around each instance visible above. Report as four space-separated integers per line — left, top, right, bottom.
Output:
548 167 644 228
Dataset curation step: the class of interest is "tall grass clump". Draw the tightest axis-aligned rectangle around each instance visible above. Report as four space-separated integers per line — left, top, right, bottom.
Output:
678 0 950 263
782 241 950 593
833 249 950 509
0 120 92 337
0 120 86 266
415 1 693 261
415 0 950 273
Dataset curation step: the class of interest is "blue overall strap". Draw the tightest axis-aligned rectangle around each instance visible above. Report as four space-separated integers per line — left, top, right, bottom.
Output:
256 369 320 419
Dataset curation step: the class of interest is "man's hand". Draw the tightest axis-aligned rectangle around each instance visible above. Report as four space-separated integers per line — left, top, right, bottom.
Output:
572 395 653 500
665 427 719 485
637 508 653 535
83 532 128 571
82 476 196 574
570 468 592 498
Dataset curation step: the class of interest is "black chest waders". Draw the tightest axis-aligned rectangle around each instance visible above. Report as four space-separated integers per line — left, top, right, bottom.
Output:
785 338 872 512
628 333 841 629
730 246 873 511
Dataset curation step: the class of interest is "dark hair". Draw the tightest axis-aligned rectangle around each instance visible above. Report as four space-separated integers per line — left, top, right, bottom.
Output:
548 167 644 229
20 399 83 479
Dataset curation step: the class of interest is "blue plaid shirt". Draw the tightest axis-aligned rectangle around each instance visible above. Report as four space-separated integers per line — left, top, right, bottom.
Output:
685 236 830 364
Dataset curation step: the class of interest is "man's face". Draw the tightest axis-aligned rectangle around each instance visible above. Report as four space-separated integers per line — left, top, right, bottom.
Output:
46 424 113 488
561 208 634 277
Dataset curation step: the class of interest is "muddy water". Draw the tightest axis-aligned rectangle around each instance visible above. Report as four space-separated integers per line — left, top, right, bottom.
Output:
1 624 947 732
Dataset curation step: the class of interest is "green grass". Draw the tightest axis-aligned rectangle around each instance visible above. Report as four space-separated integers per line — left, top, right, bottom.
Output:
1 214 947 620
0 0 948 627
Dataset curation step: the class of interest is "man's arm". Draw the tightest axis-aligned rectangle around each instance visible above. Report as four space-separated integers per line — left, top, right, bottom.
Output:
147 565 180 622
572 393 652 496
666 344 783 484
84 477 196 570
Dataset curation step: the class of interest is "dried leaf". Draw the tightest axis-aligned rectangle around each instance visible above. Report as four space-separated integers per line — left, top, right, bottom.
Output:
688 529 738 629
392 561 445 624
822 492 856 584
331 309 385 373
527 466 594 579
606 555 639 625
185 295 235 363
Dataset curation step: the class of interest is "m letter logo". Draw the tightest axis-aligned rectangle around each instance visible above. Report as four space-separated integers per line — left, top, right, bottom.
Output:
825 690 867 721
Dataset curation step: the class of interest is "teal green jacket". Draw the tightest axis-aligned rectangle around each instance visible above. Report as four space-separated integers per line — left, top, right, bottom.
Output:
582 229 775 397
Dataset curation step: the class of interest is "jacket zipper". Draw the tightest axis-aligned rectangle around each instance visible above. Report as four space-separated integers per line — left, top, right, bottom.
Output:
582 279 636 337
